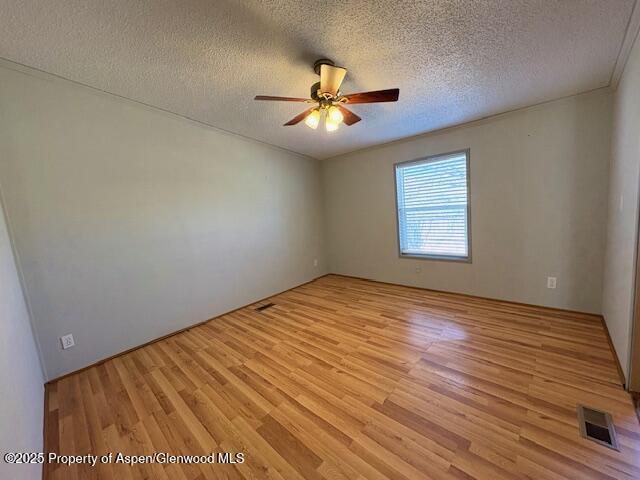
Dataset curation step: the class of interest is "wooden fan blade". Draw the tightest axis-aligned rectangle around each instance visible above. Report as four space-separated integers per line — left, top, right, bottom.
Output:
254 95 309 102
284 107 316 126
320 64 347 96
337 105 361 126
342 88 399 104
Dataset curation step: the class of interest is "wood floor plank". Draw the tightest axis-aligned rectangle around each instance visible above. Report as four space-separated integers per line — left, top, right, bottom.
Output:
44 275 640 479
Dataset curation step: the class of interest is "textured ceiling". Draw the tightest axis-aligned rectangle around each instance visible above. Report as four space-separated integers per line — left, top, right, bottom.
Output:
0 0 635 159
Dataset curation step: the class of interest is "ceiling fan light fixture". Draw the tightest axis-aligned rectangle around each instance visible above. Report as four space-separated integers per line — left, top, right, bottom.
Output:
325 116 340 132
304 108 320 129
255 58 399 130
327 105 344 124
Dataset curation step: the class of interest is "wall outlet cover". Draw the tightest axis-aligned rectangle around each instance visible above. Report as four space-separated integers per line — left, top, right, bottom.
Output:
547 277 557 289
60 333 75 350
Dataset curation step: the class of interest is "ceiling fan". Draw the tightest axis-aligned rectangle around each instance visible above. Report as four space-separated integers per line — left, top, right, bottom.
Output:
254 59 399 132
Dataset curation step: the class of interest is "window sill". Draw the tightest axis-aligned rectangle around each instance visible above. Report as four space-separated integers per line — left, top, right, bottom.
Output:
399 253 472 263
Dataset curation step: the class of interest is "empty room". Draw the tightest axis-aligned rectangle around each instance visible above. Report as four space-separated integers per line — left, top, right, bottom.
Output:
2 1 640 479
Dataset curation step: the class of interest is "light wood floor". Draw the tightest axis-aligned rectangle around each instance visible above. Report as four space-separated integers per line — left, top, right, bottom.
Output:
45 275 640 479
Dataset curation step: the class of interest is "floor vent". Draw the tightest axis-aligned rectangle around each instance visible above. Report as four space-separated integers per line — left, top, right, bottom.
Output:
577 405 618 450
255 302 275 312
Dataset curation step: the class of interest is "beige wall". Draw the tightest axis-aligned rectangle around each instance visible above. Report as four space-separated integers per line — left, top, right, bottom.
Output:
0 194 44 479
603 32 640 383
0 62 327 381
323 89 612 314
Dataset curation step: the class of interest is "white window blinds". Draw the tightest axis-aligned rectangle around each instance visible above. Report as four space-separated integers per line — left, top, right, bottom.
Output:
395 151 470 260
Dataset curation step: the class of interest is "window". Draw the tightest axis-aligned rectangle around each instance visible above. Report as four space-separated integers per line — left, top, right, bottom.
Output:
395 150 470 261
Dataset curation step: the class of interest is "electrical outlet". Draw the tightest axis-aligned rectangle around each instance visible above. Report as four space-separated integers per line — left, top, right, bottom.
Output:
313 259 318 267
547 277 557 289
415 266 422 274
60 334 75 350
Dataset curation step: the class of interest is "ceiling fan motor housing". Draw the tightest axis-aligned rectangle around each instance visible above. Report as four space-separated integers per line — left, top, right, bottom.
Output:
310 81 322 101
313 58 335 75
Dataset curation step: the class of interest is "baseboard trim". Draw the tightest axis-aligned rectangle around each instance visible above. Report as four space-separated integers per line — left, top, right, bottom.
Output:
632 392 640 424
600 315 628 389
42 384 49 480
45 274 328 385
328 273 601 318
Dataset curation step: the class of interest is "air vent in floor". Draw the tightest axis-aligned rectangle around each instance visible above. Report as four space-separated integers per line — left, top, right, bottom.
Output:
577 404 619 450
255 302 275 312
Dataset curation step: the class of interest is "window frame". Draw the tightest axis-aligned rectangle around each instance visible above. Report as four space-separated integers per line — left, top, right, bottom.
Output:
393 148 472 263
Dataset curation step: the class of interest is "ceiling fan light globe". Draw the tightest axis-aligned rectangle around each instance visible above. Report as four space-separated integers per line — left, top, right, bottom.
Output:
325 117 340 132
327 106 344 124
304 109 320 129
